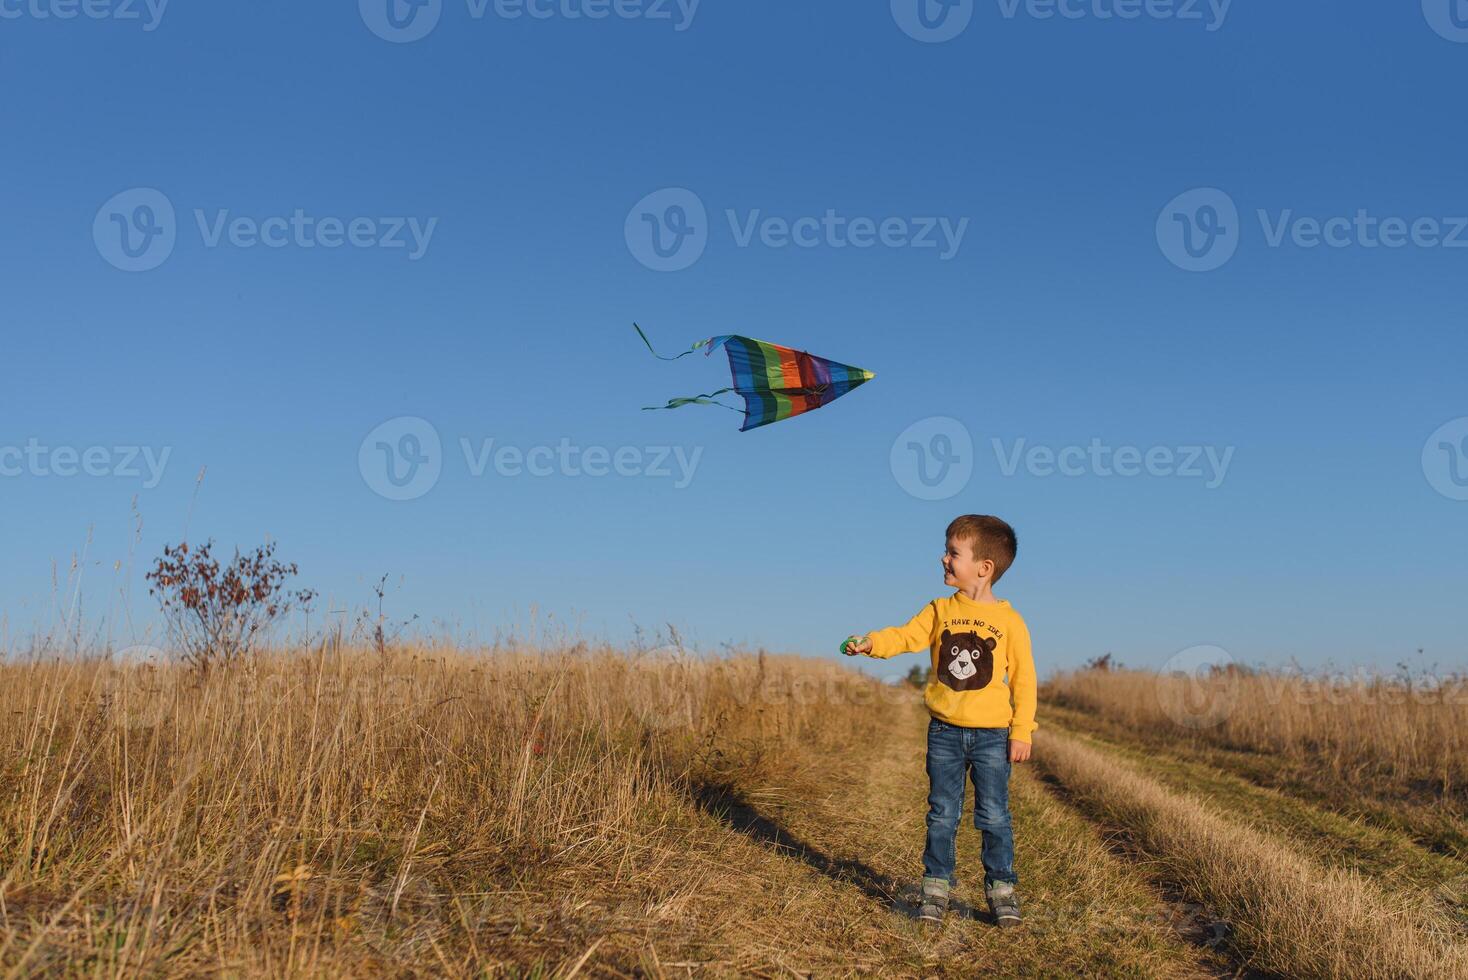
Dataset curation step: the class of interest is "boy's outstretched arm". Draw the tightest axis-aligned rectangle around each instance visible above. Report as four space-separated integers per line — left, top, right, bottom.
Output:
1007 618 1038 763
843 602 937 659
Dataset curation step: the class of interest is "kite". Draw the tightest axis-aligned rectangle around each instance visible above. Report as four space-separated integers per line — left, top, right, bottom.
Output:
634 324 875 431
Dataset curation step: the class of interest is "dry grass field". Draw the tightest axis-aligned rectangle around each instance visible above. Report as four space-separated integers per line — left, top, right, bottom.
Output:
1 645 1465 978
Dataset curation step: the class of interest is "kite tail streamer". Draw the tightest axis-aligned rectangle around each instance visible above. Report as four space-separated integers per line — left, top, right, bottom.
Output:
634 323 727 361
641 387 744 415
635 325 742 414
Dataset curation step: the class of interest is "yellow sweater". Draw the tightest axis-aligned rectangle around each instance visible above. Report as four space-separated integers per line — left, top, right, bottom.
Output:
863 593 1038 742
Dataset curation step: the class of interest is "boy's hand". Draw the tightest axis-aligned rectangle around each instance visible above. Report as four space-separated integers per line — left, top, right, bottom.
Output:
841 635 872 656
1008 739 1031 764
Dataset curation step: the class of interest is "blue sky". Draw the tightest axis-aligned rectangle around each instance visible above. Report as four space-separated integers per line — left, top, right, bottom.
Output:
3 1 1467 679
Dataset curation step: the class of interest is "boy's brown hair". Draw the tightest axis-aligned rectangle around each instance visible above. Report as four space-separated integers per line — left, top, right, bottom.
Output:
946 515 1018 583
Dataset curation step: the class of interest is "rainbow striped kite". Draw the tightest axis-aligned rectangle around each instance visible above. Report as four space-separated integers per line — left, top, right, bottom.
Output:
635 324 875 431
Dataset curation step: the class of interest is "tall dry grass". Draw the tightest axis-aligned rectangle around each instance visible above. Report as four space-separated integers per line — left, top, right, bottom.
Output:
1040 729 1468 980
0 640 900 976
1044 667 1468 799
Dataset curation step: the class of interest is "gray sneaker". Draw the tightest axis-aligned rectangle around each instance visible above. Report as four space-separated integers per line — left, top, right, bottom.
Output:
919 876 950 923
985 880 1021 928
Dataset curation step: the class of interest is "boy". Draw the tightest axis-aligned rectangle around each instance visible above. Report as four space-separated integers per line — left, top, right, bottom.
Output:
842 515 1036 927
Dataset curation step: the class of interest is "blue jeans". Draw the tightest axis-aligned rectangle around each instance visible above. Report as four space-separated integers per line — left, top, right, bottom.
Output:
923 718 1016 888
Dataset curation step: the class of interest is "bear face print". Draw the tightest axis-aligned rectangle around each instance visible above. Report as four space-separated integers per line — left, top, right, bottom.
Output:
937 629 996 692
950 649 978 680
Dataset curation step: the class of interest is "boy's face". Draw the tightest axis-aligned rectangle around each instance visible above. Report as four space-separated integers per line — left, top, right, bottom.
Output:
942 534 993 591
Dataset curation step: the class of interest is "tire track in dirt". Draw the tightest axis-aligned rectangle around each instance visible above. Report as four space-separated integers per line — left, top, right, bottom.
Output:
685 696 1239 978
1044 712 1468 920
1044 702 1468 860
1034 727 1468 980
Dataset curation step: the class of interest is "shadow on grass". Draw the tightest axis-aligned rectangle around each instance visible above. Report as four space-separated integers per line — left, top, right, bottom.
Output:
687 780 988 924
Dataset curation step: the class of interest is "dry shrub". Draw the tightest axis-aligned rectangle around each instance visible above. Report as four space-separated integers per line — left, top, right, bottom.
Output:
144 539 316 671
